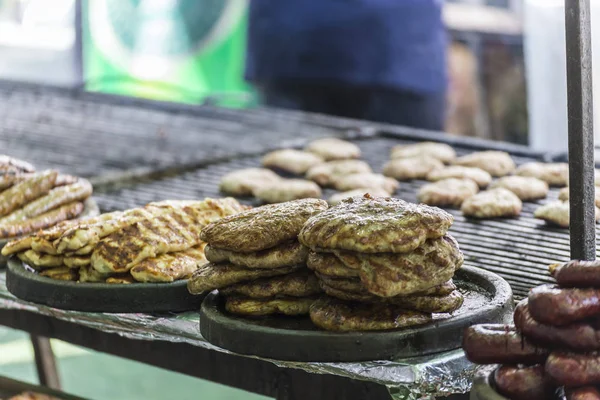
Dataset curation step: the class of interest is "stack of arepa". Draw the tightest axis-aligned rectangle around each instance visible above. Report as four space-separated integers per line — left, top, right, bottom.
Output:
3 198 244 283
299 194 465 332
188 199 328 316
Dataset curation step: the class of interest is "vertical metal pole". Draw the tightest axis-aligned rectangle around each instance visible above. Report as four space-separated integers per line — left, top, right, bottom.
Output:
566 0 596 260
30 335 61 389
74 0 85 90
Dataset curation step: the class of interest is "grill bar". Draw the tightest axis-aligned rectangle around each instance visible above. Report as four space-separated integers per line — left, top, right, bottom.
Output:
0 84 347 180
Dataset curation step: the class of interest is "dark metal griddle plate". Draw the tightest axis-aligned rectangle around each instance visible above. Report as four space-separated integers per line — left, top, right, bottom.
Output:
199 266 513 362
6 258 202 313
95 136 571 299
0 197 100 267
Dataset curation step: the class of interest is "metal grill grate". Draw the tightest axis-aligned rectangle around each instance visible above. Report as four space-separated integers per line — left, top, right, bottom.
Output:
0 85 344 179
95 135 582 299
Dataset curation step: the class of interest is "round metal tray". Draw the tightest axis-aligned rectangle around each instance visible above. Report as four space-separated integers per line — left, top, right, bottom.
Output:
0 197 100 267
199 266 514 362
6 257 203 313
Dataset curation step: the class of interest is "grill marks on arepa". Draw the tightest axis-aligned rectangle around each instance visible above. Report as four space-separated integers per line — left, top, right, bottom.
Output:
299 196 454 254
5 198 246 285
188 199 329 316
299 194 465 331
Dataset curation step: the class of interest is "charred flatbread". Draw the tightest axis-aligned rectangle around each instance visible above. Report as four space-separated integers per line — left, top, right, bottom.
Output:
515 162 569 186
309 297 432 332
0 170 57 217
200 198 328 252
328 189 390 206
418 178 479 207
390 142 456 163
106 275 136 284
225 296 318 316
220 270 321 298
316 274 366 293
130 245 207 283
205 240 308 269
187 262 301 294
332 173 399 194
319 284 464 313
299 194 453 254
253 179 322 204
262 149 324 175
0 201 84 239
489 176 549 201
219 168 281 196
534 201 600 228
39 266 78 281
306 159 372 186
426 165 492 188
333 235 463 297
306 251 359 278
305 137 361 161
382 156 444 181
461 188 522 218
454 151 516 177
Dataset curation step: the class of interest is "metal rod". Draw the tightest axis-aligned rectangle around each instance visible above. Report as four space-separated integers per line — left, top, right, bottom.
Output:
30 335 61 389
566 0 596 260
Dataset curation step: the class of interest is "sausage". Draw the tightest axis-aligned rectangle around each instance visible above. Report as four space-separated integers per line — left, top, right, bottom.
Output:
514 299 600 351
462 324 549 365
546 352 600 387
0 202 84 239
551 260 600 288
0 180 92 223
566 386 600 400
528 285 600 326
493 365 556 400
0 170 57 217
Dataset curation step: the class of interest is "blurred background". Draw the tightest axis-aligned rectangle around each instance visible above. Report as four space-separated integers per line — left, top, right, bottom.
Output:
0 0 526 143
0 0 592 398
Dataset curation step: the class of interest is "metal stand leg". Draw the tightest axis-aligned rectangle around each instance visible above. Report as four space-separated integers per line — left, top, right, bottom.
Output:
30 335 61 390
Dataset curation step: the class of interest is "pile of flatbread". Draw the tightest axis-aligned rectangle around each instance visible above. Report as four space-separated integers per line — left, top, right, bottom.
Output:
0 156 93 240
220 137 591 226
2 198 247 284
219 137 398 205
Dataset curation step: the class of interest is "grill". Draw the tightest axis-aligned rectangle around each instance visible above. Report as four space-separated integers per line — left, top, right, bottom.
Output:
95 133 584 299
0 83 344 180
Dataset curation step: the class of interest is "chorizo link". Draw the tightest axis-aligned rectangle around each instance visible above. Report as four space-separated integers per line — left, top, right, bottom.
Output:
528 285 600 326
514 299 600 351
546 352 600 387
566 386 600 400
493 365 556 400
462 324 549 365
551 260 600 288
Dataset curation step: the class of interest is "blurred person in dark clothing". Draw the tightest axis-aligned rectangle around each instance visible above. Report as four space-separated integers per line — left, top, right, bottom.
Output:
245 0 447 131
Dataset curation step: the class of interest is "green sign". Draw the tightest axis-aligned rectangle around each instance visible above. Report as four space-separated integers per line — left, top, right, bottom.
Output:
83 0 255 107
